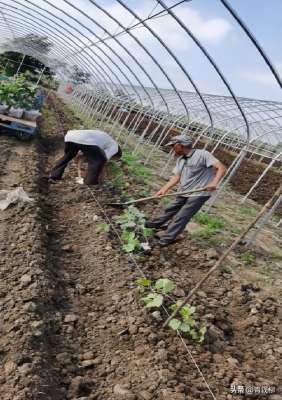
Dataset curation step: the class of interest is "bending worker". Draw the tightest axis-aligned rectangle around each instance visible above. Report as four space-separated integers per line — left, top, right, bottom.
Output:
145 135 226 247
49 129 122 185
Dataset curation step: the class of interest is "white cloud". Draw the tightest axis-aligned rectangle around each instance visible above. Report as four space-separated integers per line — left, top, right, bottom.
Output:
173 6 232 44
102 2 232 51
240 62 282 86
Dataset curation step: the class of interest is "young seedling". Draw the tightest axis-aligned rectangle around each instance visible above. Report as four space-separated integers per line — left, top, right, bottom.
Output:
0 75 36 109
169 301 206 343
121 230 140 253
139 278 175 308
115 205 153 253
137 278 206 343
97 222 110 233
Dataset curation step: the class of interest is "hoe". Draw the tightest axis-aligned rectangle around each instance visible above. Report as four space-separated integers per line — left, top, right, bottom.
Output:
107 187 210 208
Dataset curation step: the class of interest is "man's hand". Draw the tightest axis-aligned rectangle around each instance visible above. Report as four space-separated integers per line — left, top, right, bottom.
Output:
155 188 168 197
205 184 217 192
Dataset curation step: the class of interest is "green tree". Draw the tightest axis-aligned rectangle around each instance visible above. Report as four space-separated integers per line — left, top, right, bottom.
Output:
0 34 53 77
69 65 91 84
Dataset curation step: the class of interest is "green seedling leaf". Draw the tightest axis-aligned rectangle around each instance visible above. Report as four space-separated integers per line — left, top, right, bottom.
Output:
122 239 139 253
142 227 153 238
121 230 135 241
155 278 175 294
97 223 110 233
121 221 136 229
186 317 196 327
179 322 191 333
180 305 196 319
136 278 152 287
169 300 182 312
189 329 199 341
168 318 182 330
198 326 207 343
142 293 163 308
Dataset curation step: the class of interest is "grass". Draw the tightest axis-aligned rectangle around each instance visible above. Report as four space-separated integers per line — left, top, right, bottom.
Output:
191 211 241 239
107 160 125 188
238 250 256 265
122 151 152 184
239 206 258 218
191 212 226 239
106 151 153 190
194 212 226 229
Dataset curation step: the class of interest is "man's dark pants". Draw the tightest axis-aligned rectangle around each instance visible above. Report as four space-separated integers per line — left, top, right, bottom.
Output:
50 142 107 185
150 195 209 243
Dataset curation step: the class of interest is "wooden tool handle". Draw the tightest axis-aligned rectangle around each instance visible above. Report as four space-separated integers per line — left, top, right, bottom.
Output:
124 187 209 205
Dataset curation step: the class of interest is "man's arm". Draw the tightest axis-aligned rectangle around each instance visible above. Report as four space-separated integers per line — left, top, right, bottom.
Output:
155 174 181 197
206 160 226 192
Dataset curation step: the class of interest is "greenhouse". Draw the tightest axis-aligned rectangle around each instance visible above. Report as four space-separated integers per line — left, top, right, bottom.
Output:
0 1 281 400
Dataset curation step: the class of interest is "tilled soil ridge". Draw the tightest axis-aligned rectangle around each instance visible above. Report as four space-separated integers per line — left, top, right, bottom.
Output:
0 133 214 399
0 97 280 400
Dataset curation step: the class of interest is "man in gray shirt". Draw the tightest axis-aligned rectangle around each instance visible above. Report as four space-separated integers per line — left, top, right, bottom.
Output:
146 135 226 247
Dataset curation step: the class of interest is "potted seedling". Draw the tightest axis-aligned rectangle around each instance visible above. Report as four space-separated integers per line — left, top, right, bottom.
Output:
0 76 37 119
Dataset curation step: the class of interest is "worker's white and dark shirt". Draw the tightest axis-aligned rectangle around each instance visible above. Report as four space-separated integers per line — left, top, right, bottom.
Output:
65 129 119 160
173 149 219 197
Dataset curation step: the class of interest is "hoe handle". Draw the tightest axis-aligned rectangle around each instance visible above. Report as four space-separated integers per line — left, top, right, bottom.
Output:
124 187 209 205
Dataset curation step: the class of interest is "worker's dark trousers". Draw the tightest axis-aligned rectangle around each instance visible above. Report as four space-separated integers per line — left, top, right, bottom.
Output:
50 142 107 185
150 195 209 243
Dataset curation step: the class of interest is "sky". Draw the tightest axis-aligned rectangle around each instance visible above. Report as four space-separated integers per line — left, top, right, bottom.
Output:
1 0 282 102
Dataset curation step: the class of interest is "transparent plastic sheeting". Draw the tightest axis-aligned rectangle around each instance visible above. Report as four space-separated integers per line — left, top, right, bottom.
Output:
0 0 281 163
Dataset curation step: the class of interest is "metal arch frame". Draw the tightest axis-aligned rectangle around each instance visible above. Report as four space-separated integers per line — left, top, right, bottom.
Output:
41 0 149 107
209 109 282 156
115 0 190 119
0 0 281 215
2 1 143 103
0 15 122 91
0 31 115 96
122 86 274 157
81 0 173 115
33 0 160 110
156 0 250 148
70 82 282 161
222 114 282 154
115 0 213 129
75 0 190 51
88 0 189 118
123 86 280 161
242 151 282 202
58 1 161 113
220 0 282 91
0 8 15 39
0 1 145 105
248 128 282 160
210 116 280 156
